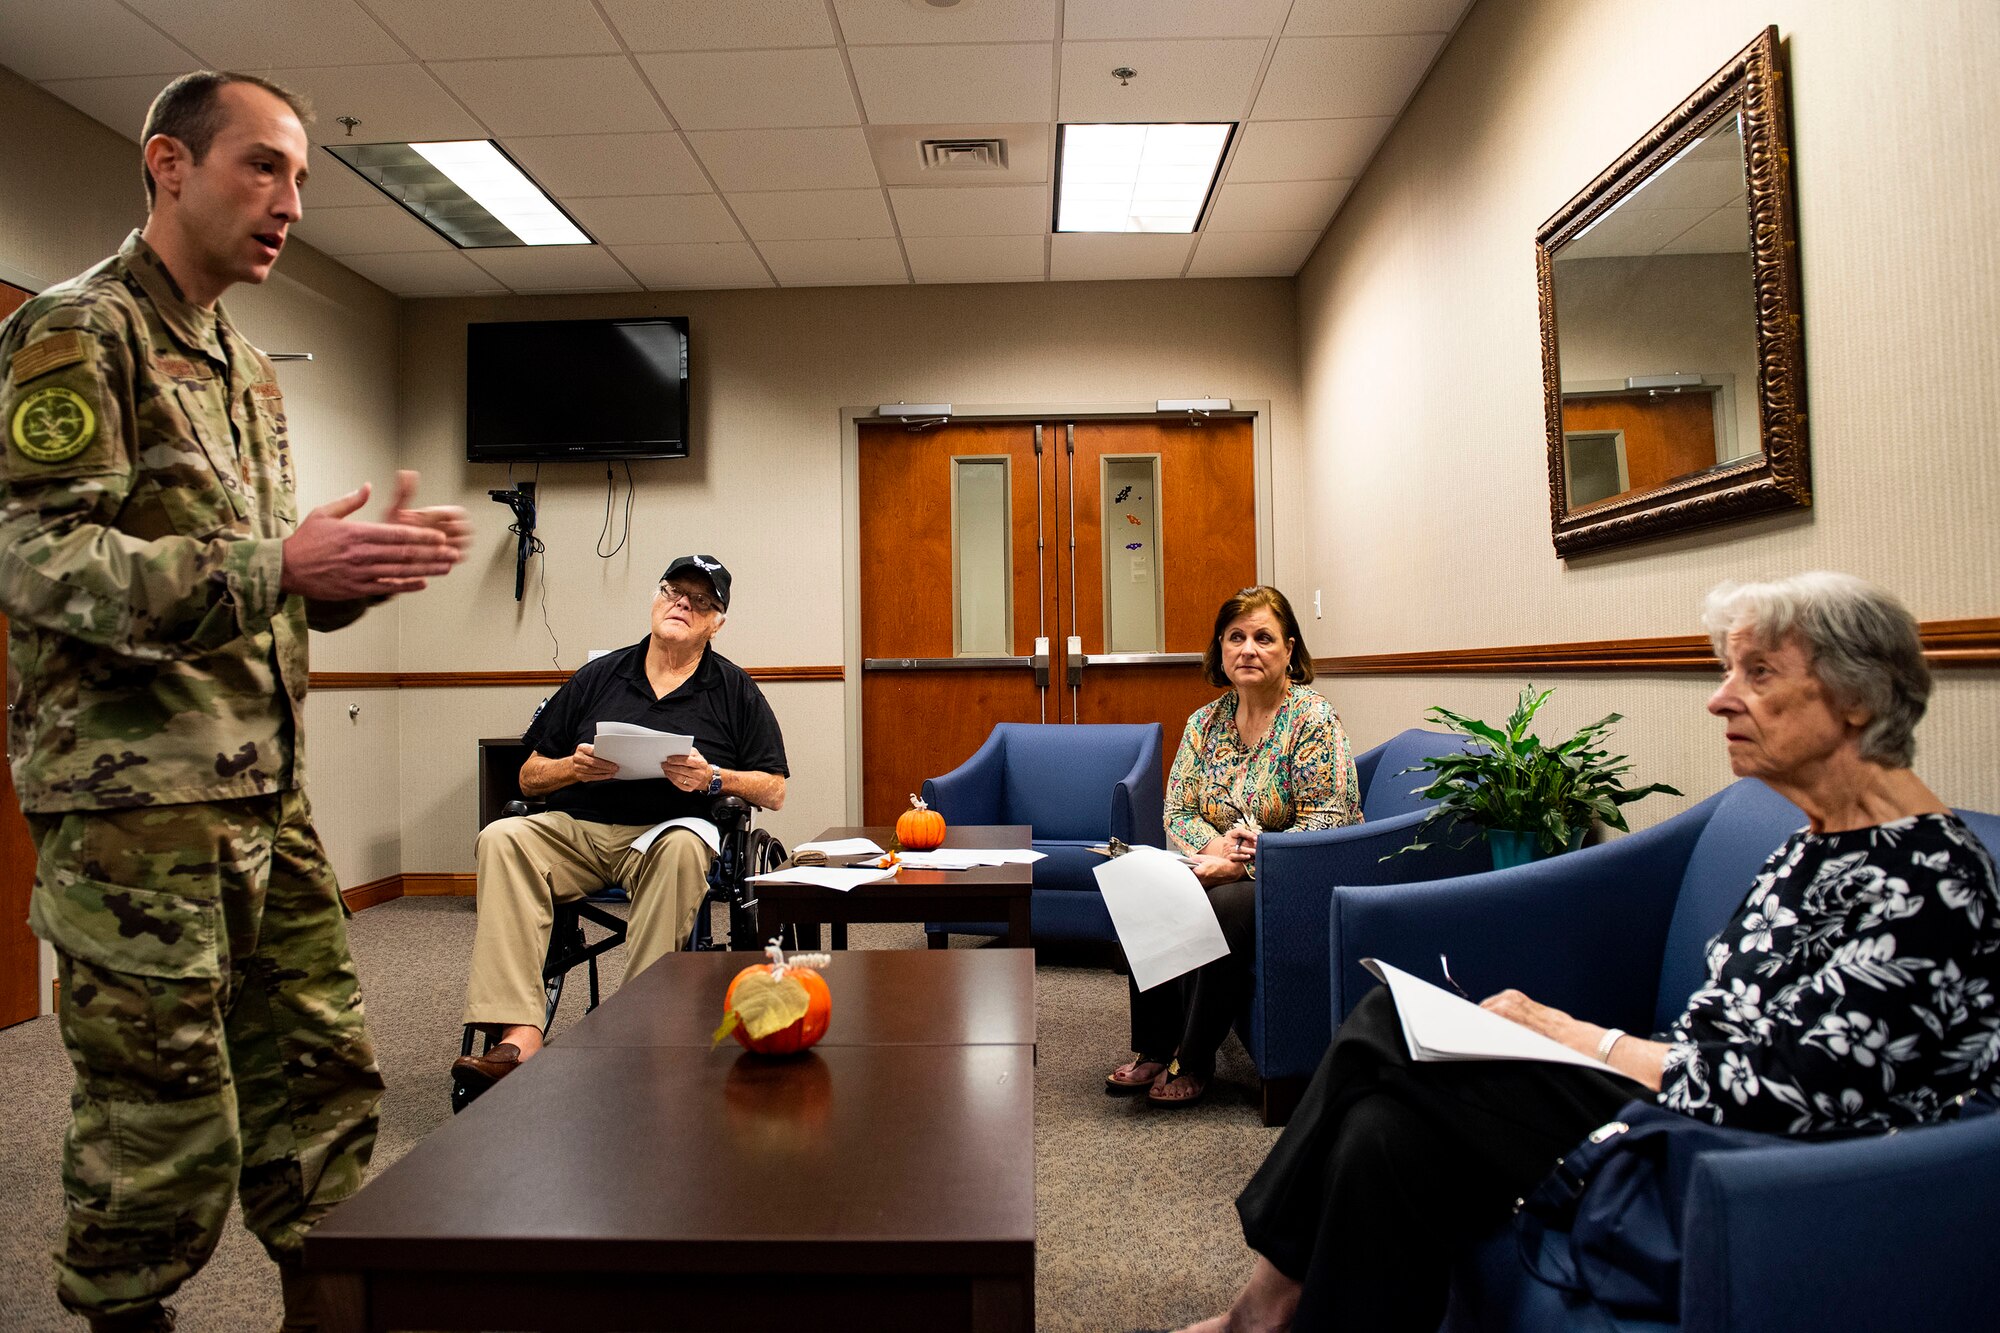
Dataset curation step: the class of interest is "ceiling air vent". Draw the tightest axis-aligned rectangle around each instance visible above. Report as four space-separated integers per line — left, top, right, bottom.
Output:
919 137 1008 171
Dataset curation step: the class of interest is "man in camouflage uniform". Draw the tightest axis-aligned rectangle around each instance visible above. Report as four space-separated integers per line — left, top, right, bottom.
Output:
0 72 471 1331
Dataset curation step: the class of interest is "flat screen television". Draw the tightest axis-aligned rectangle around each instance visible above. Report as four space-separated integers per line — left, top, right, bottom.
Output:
465 316 690 462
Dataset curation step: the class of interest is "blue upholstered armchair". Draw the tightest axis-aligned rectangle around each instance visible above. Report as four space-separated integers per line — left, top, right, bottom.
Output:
1243 728 1492 1121
921 722 1164 946
1326 778 2000 1331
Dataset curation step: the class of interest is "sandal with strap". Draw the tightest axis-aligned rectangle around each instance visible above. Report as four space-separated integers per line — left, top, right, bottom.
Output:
1105 1057 1169 1094
1146 1060 1207 1107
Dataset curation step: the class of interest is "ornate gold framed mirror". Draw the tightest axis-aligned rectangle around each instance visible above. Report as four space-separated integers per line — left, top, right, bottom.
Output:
1537 26 1808 558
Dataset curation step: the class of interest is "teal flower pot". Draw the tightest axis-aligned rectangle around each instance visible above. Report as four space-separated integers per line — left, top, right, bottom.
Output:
1487 828 1585 869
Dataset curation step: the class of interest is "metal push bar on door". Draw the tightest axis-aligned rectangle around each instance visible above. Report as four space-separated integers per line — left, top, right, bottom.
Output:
862 657 1034 670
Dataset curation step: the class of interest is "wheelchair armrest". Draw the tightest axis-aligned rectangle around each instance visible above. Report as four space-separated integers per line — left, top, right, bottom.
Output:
709 794 753 831
501 799 536 818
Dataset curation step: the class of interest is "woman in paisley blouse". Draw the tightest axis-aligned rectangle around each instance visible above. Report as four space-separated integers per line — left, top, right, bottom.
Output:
1174 572 2000 1332
1108 585 1361 1107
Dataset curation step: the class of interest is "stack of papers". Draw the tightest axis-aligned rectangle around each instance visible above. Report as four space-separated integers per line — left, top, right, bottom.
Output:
1361 959 1619 1074
591 721 694 779
896 848 1046 869
791 837 886 858
746 865 900 893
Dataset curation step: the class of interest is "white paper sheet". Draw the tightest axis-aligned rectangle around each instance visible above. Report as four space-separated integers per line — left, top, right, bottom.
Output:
1361 959 1619 1074
629 816 720 857
894 848 1046 869
793 837 886 858
1093 848 1230 992
591 721 695 779
746 866 900 893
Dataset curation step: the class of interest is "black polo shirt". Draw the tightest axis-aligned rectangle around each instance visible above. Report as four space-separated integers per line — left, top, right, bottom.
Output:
521 639 788 826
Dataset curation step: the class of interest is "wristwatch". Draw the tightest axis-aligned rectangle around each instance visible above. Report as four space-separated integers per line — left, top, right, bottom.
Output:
707 765 724 795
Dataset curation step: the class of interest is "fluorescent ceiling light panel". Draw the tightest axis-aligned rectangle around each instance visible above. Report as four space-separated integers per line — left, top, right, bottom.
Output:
324 140 589 248
1056 123 1233 234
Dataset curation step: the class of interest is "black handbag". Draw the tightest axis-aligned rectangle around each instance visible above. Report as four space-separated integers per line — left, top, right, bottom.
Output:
1515 1099 1801 1321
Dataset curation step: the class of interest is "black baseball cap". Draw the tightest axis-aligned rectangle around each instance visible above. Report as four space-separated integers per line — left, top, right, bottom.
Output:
662 554 731 610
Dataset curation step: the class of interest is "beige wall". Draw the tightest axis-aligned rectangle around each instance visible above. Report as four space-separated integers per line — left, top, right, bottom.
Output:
396 279 1303 869
1296 0 2000 817
0 67 409 887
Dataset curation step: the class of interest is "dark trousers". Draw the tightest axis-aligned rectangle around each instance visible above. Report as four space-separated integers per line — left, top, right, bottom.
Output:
1126 878 1257 1078
1234 987 1644 1332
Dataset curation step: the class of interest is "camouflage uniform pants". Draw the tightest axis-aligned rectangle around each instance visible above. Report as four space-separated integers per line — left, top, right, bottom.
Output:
27 788 383 1320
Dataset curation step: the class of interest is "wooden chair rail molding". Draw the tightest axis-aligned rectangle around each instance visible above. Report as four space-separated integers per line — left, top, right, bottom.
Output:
310 665 844 689
1314 617 2000 676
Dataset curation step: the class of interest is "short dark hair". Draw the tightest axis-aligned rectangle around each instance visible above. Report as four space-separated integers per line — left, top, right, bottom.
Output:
140 71 312 206
1202 585 1314 688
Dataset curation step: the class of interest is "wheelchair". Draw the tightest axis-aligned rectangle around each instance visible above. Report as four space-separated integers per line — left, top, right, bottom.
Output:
451 794 789 1113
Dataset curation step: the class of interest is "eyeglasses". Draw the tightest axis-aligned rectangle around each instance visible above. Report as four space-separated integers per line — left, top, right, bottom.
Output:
656 582 720 614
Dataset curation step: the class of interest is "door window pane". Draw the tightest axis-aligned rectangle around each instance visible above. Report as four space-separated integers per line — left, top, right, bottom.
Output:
1101 456 1163 653
953 458 1012 655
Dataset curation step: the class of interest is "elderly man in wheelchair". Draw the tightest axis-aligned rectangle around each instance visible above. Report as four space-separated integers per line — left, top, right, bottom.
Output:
451 555 789 1104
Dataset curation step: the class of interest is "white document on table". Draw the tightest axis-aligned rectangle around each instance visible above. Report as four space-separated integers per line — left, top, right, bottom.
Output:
747 865 900 893
1361 959 1619 1074
979 848 1047 864
895 848 1045 869
792 837 886 858
628 816 719 857
1093 847 1230 992
591 721 694 779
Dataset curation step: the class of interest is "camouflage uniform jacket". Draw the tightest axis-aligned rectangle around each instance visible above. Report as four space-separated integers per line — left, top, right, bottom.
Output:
0 230 368 812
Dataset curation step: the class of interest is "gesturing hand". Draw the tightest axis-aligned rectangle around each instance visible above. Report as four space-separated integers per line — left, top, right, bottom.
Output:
383 470 473 560
281 476 466 601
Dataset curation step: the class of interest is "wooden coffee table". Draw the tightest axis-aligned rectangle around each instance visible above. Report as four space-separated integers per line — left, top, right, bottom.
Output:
757 824 1034 948
307 951 1036 1332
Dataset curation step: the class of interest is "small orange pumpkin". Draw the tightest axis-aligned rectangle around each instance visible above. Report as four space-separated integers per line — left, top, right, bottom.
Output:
897 793 947 850
721 962 832 1056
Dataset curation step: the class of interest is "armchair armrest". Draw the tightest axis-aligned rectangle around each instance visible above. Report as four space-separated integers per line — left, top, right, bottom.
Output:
1328 809 1708 1032
1680 1111 2000 1333
1107 728 1165 848
922 728 1006 824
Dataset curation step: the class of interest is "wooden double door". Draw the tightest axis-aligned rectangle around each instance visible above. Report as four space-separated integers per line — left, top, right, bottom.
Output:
858 416 1259 825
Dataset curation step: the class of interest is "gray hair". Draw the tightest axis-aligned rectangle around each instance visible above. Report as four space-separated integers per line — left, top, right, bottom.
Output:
1700 572 1930 768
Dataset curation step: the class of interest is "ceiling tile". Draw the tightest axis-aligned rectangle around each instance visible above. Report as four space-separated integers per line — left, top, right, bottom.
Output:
1058 38 1265 122
468 246 642 292
143 0 405 69
1188 229 1321 276
566 194 742 245
430 56 672 137
611 242 774 290
1049 232 1192 280
502 133 711 197
1205 178 1351 232
306 146 397 207
291 204 450 256
599 0 837 52
1253 34 1445 120
685 127 881 192
0 0 193 80
265 64 487 145
1226 117 1389 182
728 189 893 241
833 0 1058 46
1063 0 1290 40
39 73 181 142
362 0 619 59
1285 0 1472 36
758 238 908 286
890 185 1049 237
336 250 510 296
848 44 1053 125
906 234 1046 283
865 122 1049 187
637 48 860 131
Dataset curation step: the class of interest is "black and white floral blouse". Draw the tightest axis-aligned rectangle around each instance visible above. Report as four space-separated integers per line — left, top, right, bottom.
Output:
1661 813 2000 1133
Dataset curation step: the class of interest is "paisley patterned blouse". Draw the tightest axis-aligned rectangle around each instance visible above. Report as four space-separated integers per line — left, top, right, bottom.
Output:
1165 683 1361 853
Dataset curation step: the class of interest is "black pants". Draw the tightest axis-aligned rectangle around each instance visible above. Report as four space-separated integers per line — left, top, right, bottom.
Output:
1234 987 1644 1332
1127 879 1257 1078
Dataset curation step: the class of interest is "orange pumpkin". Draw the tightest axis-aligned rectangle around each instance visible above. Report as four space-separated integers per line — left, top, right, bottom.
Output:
897 793 947 850
722 963 832 1055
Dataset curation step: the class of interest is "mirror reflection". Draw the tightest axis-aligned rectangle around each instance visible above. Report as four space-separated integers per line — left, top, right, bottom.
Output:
1550 114 1757 510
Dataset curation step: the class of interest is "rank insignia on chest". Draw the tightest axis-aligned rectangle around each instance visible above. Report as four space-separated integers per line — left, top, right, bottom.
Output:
10 384 96 462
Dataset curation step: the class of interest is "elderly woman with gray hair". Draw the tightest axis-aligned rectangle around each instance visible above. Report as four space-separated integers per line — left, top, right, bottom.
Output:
1168 572 2000 1333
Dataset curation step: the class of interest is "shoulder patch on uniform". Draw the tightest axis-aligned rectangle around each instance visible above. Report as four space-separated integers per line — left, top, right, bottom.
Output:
10 385 97 463
251 380 283 399
10 331 86 384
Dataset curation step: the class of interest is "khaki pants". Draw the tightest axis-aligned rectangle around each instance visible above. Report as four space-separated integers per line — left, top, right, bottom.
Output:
462 811 715 1029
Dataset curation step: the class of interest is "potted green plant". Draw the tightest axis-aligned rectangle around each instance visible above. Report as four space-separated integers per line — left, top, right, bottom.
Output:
1392 686 1681 869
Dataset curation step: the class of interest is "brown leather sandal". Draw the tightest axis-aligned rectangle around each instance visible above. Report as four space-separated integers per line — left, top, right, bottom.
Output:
1105 1057 1169 1094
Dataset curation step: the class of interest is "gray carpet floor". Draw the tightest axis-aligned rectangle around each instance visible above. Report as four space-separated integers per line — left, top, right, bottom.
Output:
0 897 1279 1331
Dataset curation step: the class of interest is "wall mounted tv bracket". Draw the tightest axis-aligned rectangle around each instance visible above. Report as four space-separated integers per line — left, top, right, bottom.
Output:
488 482 538 601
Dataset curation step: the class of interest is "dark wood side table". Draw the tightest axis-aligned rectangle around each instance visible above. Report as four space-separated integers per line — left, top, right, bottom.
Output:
756 824 1035 949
